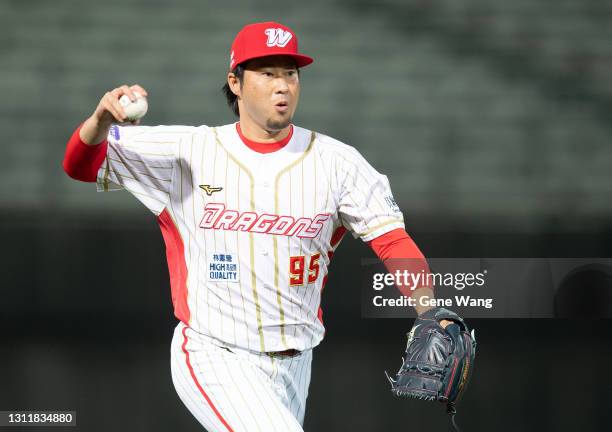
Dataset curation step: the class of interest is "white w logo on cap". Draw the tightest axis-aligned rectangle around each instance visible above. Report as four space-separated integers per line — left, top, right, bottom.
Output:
264 28 293 47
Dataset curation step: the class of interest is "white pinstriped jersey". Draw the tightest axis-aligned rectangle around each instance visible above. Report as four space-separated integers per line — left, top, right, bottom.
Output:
96 123 404 352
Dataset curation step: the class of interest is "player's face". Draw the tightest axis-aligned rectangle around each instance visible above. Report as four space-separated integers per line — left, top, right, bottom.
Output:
238 56 300 132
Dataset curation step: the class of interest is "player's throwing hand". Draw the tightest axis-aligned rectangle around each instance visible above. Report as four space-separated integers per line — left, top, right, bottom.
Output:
80 84 149 145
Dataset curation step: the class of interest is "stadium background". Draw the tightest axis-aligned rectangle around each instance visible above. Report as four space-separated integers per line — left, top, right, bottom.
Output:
1 0 611 430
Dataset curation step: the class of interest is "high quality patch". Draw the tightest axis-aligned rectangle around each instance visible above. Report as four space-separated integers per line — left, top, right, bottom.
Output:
207 253 239 283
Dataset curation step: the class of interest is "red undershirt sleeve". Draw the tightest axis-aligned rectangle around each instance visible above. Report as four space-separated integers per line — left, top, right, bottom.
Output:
62 123 108 182
367 228 433 297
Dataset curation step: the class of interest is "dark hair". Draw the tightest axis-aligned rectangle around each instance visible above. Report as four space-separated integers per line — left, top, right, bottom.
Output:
222 64 245 117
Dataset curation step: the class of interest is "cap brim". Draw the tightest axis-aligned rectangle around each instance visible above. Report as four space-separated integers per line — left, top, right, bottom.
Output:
291 54 314 68
235 53 314 70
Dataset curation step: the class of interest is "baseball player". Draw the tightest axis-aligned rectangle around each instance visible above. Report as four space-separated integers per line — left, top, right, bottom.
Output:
63 21 473 431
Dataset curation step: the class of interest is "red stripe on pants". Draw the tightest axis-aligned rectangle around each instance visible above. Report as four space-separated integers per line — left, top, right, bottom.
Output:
181 326 234 432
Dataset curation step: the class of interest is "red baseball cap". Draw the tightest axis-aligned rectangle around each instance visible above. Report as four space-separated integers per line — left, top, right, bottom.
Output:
229 21 314 70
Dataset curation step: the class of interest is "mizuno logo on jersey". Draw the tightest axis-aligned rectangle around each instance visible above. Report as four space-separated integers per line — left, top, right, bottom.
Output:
264 28 293 47
200 203 330 238
199 185 223 196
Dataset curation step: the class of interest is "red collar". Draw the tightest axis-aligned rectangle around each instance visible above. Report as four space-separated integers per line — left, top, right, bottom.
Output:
235 123 293 154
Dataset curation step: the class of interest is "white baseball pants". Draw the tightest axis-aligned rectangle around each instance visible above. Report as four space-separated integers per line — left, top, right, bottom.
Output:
170 322 312 432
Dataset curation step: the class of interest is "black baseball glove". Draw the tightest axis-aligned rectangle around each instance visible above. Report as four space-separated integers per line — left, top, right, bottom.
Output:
386 307 476 416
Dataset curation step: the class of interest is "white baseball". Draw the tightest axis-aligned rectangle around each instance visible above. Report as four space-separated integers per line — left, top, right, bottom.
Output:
119 91 148 121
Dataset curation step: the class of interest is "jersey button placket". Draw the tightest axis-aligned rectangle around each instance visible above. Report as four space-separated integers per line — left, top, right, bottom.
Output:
257 158 273 188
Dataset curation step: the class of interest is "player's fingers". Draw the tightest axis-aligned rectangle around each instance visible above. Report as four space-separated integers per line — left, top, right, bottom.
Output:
103 92 127 123
110 87 123 98
109 85 136 101
120 84 138 102
107 104 127 123
130 84 148 97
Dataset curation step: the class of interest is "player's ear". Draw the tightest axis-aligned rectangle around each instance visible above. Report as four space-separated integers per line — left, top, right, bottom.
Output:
227 72 241 97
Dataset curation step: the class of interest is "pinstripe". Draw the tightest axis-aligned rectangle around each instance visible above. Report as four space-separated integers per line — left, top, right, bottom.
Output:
296 351 310 422
204 140 214 335
219 348 264 432
106 145 172 180
258 355 295 432
356 219 404 238
179 138 189 265
131 140 175 144
298 354 309 422
129 129 194 138
335 146 404 238
106 155 172 168
287 356 299 416
285 354 297 406
211 141 224 340
101 158 111 191
298 159 306 328
311 146 317 262
183 329 235 432
107 162 172 182
233 355 280 430
213 127 266 351
174 138 194 328
175 326 235 431
296 160 310 329
288 350 306 410
286 354 301 416
193 134 203 331
116 127 192 143
275 172 288 349
223 153 238 346
104 165 170 193
198 341 248 431
288 169 296 336
337 152 377 230
172 346 218 428
119 185 167 206
301 152 326 334
173 364 214 426
273 132 315 348
113 150 173 157
306 151 335 346
185 135 197 330
163 141 185 321
270 354 278 383
195 131 212 332
235 166 251 350
293 360 304 422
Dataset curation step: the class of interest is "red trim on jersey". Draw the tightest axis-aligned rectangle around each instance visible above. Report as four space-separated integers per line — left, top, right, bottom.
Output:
318 274 328 325
368 228 425 260
317 226 348 326
181 326 235 432
63 124 108 182
330 226 347 248
236 122 293 153
158 208 191 324
368 228 432 296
